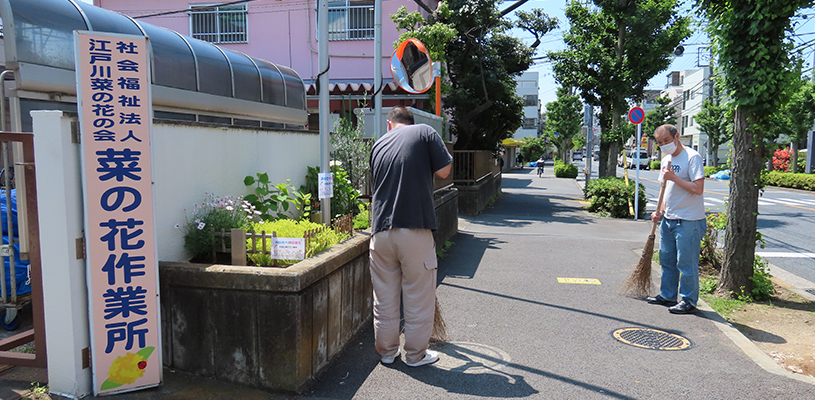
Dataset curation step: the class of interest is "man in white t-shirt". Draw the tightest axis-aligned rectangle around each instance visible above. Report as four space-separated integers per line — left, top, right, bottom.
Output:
646 124 706 314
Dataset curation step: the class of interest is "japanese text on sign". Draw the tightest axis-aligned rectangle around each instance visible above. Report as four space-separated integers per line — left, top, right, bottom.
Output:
76 31 160 395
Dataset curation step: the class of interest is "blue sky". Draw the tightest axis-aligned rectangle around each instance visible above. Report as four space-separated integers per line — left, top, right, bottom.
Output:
509 0 815 110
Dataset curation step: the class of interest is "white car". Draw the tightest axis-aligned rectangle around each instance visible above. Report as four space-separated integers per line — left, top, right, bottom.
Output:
572 151 584 161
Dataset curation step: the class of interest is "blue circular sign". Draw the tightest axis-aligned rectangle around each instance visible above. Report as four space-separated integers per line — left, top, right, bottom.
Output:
628 107 645 124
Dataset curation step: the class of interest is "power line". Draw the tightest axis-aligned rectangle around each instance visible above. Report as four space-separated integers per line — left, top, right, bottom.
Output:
133 0 257 19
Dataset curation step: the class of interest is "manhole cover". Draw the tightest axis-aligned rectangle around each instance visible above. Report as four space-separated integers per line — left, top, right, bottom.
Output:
612 328 693 351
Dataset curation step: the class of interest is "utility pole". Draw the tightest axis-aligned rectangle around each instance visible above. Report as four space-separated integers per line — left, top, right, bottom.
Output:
585 103 593 183
318 0 331 223
374 0 383 139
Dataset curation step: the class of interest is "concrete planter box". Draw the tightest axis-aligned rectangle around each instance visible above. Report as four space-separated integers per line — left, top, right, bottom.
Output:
456 173 502 215
158 232 373 393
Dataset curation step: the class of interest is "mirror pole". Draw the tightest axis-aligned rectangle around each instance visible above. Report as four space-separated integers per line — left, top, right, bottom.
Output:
374 0 383 139
318 0 331 223
433 62 441 117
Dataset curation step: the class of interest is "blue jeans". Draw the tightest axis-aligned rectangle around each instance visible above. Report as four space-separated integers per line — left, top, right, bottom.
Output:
659 218 706 306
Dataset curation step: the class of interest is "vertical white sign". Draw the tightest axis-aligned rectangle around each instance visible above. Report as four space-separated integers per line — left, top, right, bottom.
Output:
75 31 161 395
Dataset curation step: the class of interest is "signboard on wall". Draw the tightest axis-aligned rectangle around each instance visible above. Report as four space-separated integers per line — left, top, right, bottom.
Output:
74 31 161 395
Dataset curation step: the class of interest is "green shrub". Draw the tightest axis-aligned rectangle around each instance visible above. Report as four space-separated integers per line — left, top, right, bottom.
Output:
182 194 255 262
352 203 371 230
247 219 349 266
554 162 578 178
302 164 362 217
761 170 815 191
650 160 661 171
749 255 775 301
700 275 718 294
704 166 721 177
700 212 726 269
583 177 648 219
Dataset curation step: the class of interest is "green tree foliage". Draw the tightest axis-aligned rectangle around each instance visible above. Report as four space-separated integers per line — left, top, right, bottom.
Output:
699 0 811 297
519 136 549 162
695 98 732 167
543 87 584 164
769 73 815 172
398 1 557 152
549 0 691 178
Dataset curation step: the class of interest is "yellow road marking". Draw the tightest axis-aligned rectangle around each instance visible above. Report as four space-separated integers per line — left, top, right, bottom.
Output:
557 278 601 285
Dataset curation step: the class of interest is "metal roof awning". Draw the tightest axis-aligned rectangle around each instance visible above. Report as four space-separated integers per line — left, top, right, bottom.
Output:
303 78 430 99
0 0 308 129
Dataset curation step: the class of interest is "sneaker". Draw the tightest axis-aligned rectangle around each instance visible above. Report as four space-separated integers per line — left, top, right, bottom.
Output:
668 300 697 314
405 350 439 367
380 353 399 364
646 295 678 306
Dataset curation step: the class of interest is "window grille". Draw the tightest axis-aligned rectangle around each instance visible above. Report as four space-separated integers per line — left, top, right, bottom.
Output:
524 95 538 107
327 1 375 40
523 118 537 129
190 3 248 44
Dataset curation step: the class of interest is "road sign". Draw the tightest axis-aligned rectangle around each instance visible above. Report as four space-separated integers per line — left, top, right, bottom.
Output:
628 107 645 125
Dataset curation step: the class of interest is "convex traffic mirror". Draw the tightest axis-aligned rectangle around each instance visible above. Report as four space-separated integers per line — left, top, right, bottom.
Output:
391 38 434 94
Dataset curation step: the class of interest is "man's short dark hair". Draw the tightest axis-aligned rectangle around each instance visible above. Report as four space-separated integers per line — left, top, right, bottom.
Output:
387 106 415 125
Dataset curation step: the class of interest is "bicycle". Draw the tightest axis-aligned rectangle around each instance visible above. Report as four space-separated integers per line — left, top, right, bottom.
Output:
536 161 544 177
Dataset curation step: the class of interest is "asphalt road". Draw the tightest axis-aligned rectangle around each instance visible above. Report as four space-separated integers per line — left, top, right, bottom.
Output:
579 158 815 284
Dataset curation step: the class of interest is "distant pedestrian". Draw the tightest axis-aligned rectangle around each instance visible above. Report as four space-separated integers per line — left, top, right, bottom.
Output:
647 124 706 314
517 153 524 169
369 106 453 366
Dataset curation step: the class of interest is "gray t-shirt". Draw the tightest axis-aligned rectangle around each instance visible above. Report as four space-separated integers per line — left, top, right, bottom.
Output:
659 147 706 221
370 124 453 234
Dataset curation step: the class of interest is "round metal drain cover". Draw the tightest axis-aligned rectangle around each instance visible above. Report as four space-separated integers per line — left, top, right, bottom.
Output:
612 328 693 351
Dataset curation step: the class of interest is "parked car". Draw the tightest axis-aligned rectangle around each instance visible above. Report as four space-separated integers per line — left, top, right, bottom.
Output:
592 150 599 161
572 150 584 161
625 150 650 169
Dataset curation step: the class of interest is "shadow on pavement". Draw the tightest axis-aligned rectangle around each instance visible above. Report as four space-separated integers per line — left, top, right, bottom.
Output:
440 282 692 334
437 232 504 282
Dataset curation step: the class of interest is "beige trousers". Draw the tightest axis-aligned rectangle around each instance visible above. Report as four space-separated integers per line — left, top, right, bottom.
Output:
369 228 437 364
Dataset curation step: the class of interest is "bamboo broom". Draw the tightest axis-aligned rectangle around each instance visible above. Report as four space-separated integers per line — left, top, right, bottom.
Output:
430 296 447 343
624 162 670 298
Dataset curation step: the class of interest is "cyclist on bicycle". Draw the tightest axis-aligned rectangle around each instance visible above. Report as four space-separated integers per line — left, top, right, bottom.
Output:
536 156 545 177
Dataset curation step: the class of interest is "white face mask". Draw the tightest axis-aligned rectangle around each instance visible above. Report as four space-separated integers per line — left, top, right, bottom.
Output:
660 141 677 155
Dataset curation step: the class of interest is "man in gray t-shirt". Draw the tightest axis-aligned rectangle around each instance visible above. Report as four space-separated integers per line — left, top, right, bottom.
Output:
646 124 706 314
369 106 452 367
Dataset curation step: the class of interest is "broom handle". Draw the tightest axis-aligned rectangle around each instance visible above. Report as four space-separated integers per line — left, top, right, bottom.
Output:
650 162 670 235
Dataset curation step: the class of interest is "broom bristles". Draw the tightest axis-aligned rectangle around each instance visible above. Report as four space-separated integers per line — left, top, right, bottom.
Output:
430 296 447 343
624 234 656 298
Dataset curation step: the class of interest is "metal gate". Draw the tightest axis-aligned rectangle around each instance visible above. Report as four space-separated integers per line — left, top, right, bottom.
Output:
0 132 46 368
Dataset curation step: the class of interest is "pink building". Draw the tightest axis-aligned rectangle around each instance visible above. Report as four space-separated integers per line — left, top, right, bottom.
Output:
95 0 438 122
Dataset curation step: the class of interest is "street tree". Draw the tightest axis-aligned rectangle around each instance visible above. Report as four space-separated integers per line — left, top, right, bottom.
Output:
771 74 815 172
550 0 690 177
695 86 732 167
396 1 558 151
544 87 584 164
699 0 812 296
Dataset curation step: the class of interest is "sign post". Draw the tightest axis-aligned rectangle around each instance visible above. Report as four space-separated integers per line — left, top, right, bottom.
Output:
75 31 161 395
628 107 645 220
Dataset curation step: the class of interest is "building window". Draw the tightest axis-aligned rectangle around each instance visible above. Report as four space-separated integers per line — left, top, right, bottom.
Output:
524 94 538 107
523 118 537 129
327 1 375 40
190 3 248 44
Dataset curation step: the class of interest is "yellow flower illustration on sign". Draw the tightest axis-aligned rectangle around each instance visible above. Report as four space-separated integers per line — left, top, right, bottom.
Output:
100 346 155 391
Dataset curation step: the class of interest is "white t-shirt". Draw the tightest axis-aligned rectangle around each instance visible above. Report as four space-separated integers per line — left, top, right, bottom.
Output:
659 147 705 221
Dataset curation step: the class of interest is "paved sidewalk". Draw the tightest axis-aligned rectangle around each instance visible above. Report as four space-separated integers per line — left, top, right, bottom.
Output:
6 165 815 399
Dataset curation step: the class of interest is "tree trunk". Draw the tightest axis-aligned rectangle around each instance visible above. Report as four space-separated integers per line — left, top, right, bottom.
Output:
791 141 798 173
719 108 762 297
712 145 719 167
